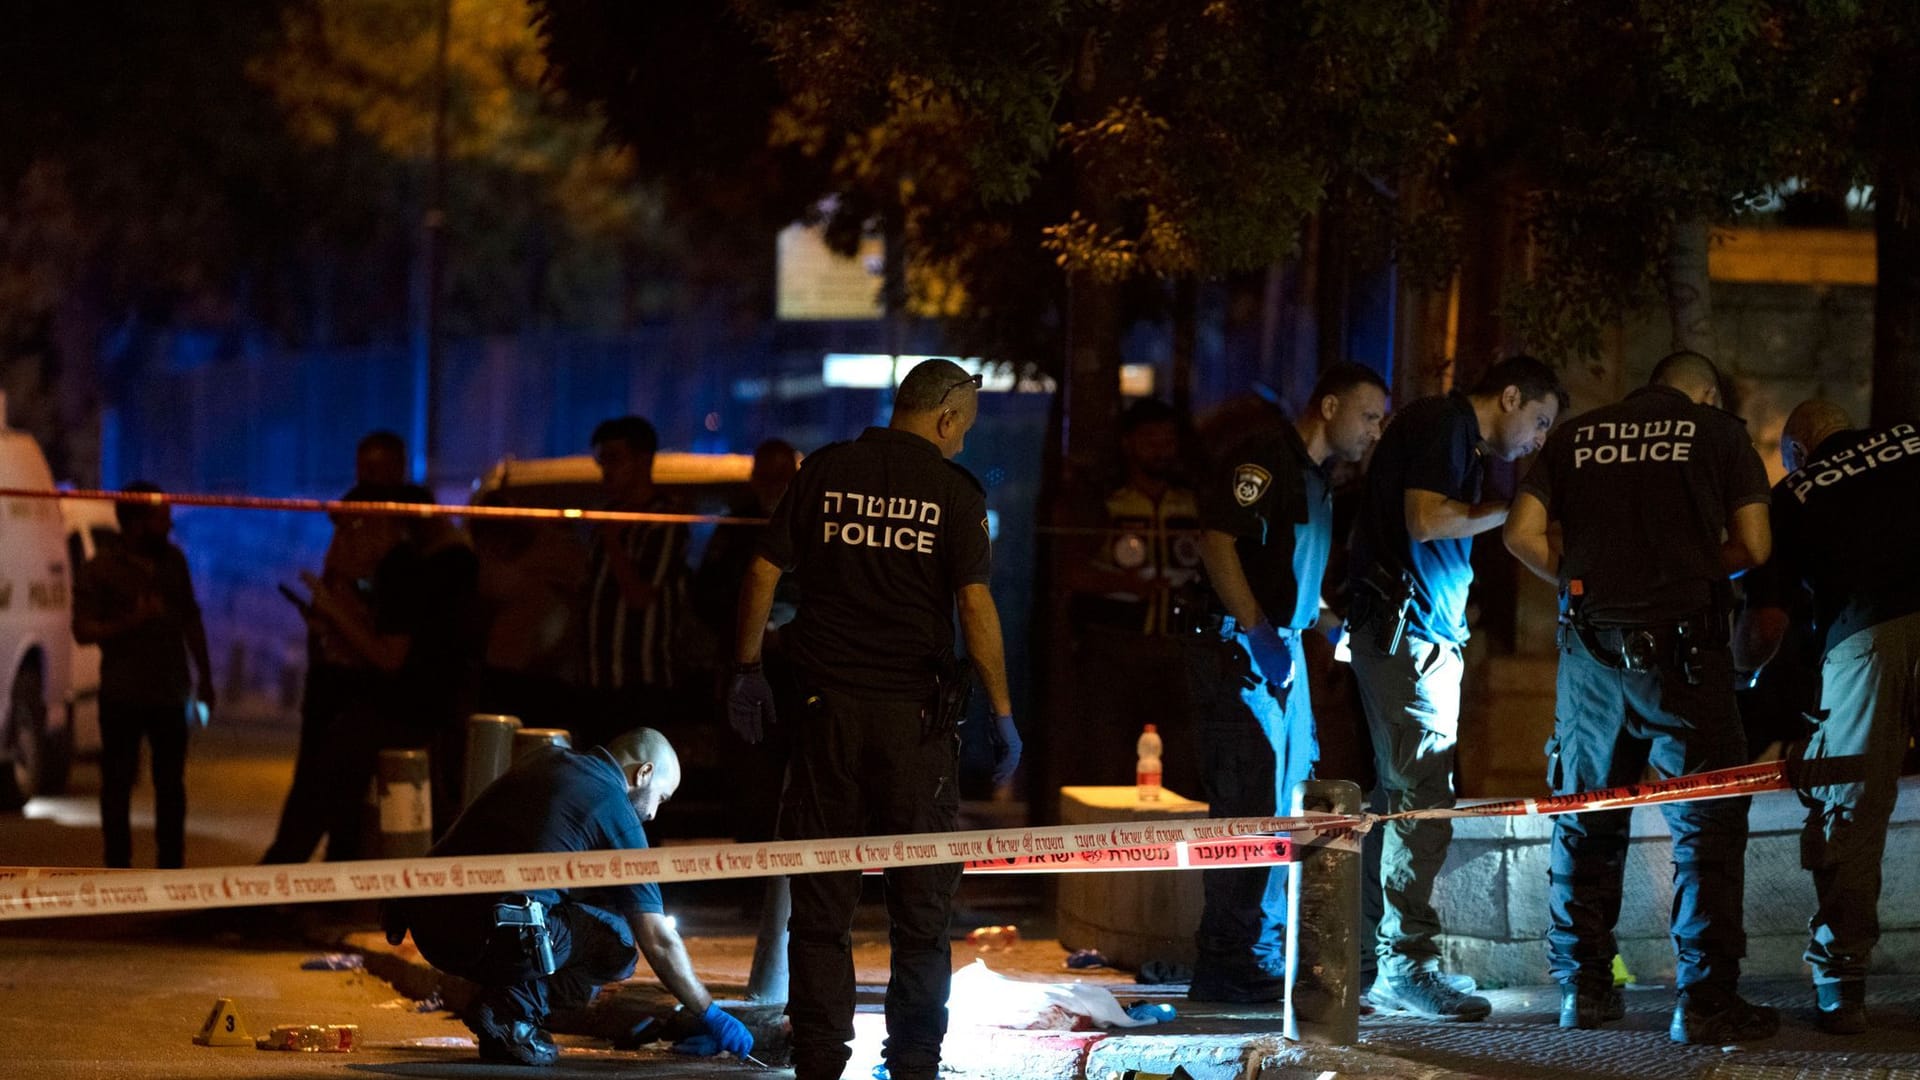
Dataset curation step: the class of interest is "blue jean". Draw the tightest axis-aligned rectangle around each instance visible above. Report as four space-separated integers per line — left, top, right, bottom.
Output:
1187 625 1317 973
1799 612 1920 985
1350 633 1463 980
1547 634 1749 993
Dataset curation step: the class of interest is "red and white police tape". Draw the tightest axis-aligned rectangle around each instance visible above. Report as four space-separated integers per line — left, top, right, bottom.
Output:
0 486 763 527
0 761 1790 921
0 812 1357 921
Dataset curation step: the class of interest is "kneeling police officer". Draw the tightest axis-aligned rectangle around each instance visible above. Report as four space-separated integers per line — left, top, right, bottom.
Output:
383 727 752 1066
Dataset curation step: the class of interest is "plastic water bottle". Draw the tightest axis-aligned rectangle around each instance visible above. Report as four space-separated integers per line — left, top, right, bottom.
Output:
1136 724 1163 802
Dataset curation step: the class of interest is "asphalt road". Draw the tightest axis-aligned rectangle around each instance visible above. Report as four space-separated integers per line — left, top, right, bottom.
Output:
0 718 769 1078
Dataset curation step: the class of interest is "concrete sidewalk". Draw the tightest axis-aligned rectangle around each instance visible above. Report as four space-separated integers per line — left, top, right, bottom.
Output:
339 918 1920 1079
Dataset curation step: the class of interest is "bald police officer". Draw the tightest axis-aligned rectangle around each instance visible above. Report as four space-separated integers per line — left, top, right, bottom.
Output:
1740 400 1920 1034
728 359 1017 1080
1505 352 1776 1044
1187 362 1388 1003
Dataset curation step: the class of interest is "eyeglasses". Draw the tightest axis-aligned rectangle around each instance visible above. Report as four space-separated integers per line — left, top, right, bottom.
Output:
937 372 984 407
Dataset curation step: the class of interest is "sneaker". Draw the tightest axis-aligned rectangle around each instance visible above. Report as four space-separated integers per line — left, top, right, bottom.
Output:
1187 968 1288 1004
1814 981 1868 1035
1669 989 1779 1045
1369 971 1492 1022
1558 982 1626 1030
466 1000 560 1067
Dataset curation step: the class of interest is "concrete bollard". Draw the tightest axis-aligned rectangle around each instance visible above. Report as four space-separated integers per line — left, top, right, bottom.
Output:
512 728 572 761
463 714 522 807
376 748 433 858
1284 778 1363 1046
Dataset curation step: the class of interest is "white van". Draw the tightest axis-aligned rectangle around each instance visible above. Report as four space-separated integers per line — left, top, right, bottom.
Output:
48 496 117 792
0 427 75 810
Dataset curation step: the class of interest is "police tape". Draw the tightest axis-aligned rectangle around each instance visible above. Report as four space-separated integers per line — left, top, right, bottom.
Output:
0 486 762 527
0 811 1365 921
1379 760 1791 822
863 835 1323 876
0 761 1790 921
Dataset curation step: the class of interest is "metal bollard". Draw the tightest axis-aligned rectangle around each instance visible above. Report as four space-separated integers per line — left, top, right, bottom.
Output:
745 876 791 1003
512 728 572 761
463 714 522 807
1284 778 1363 1046
376 748 433 858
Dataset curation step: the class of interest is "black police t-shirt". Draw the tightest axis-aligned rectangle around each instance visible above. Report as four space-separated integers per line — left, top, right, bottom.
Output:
430 745 663 920
1519 385 1769 625
1200 424 1331 630
760 427 993 698
1765 423 1920 654
1349 392 1483 645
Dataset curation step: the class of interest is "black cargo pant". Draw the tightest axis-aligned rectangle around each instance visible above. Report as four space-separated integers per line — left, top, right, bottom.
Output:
781 684 960 1080
99 700 189 869
405 895 638 1024
1547 630 1750 994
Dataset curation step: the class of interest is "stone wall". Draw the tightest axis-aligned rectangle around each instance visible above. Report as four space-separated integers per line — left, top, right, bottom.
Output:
1431 773 1920 987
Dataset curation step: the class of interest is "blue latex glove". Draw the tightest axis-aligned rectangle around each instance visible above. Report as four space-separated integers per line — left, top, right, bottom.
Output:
988 714 1022 786
669 1034 718 1056
701 1002 754 1058
726 667 778 744
1243 622 1297 691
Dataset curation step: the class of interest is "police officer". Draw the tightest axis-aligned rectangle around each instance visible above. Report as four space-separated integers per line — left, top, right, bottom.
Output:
1740 399 1920 1034
1186 362 1387 1003
727 358 1018 1080
1348 354 1565 1021
382 727 753 1066
1505 351 1775 1043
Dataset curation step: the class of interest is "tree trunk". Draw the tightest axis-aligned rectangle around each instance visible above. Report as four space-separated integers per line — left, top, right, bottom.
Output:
1663 218 1717 361
1451 178 1516 389
1872 46 1920 426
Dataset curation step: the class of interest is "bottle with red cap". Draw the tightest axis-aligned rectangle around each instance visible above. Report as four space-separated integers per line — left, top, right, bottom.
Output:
1136 724 1163 802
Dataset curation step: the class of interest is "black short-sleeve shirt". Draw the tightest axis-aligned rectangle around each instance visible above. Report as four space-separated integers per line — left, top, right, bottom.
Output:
1349 392 1484 645
1200 425 1332 630
1519 385 1770 625
430 745 663 920
1764 423 1920 654
759 427 993 698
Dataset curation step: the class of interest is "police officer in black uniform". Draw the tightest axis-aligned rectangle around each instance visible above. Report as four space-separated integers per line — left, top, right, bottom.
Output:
1187 362 1388 1003
1740 400 1920 1034
1505 351 1776 1044
727 358 1018 1080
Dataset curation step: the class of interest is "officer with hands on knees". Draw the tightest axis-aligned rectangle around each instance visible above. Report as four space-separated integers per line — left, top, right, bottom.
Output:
1186 361 1388 1004
1505 351 1776 1044
728 358 1017 1080
383 727 752 1067
1739 399 1920 1035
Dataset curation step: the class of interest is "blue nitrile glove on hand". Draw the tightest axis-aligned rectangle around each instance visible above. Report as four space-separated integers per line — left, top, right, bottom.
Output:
701 1003 754 1058
1244 621 1297 691
989 714 1022 786
726 665 778 744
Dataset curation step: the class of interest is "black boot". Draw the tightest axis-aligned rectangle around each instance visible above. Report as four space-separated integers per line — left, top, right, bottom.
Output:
1558 981 1625 1030
1814 980 1868 1035
1669 987 1779 1045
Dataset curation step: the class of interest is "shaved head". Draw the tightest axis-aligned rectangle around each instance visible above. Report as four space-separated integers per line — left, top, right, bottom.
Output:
603 727 679 785
1780 399 1854 473
1649 351 1723 406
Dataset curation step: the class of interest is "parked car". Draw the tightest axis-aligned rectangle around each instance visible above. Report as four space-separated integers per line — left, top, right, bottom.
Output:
0 426 75 810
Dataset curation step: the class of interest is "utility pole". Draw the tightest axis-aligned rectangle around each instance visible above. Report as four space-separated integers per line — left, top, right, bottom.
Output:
410 0 452 485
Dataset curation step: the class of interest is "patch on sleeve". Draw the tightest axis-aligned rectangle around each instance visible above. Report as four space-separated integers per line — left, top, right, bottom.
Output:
1232 464 1272 507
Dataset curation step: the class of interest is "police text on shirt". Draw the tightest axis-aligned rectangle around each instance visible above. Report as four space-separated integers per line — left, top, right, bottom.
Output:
820 490 941 553
1571 419 1697 468
1786 424 1920 504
